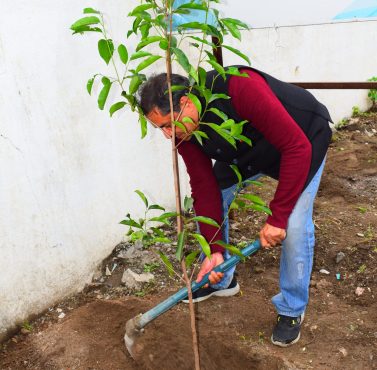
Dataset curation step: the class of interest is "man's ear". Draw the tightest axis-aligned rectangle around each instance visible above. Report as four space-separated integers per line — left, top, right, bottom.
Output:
180 95 190 107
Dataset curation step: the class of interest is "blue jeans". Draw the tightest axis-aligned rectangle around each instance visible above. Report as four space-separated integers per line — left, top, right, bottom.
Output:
210 159 326 317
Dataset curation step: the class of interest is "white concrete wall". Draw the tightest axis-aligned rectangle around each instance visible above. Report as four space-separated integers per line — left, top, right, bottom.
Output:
0 0 189 341
220 20 377 124
1 0 376 341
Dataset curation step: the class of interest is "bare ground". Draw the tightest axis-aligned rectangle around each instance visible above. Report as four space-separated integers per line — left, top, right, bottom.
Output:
1 113 376 370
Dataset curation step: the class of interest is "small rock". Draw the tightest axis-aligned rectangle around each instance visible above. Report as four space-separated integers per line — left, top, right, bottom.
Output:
121 268 154 290
355 287 365 296
310 325 318 331
230 222 240 231
21 328 30 335
58 312 65 319
253 266 264 274
105 266 112 276
316 279 333 289
335 251 346 264
319 269 330 275
357 233 365 237
56 308 63 313
339 347 348 357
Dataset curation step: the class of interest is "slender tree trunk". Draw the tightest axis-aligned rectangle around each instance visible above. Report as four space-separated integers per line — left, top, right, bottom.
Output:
165 12 201 370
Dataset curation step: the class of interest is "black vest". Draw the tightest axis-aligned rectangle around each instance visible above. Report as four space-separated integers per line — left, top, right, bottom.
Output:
190 66 332 189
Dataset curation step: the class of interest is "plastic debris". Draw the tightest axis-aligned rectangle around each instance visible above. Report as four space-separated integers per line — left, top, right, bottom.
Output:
58 312 66 319
336 273 341 280
105 266 112 276
319 269 330 275
355 287 365 296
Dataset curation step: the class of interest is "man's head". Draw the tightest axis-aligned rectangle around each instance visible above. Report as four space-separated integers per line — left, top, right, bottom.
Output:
138 73 199 140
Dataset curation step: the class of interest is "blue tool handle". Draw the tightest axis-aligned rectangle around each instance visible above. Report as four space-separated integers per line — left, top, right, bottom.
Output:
138 240 260 329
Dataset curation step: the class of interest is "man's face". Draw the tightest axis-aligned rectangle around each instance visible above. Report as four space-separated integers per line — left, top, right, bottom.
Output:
146 96 199 141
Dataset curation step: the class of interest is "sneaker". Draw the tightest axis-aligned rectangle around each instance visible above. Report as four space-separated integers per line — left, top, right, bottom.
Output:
271 313 305 347
182 276 240 303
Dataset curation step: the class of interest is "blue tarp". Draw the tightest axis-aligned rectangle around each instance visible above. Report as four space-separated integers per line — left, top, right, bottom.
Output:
172 0 218 31
333 0 377 20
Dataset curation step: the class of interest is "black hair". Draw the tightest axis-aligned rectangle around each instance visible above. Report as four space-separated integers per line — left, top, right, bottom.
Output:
138 73 190 115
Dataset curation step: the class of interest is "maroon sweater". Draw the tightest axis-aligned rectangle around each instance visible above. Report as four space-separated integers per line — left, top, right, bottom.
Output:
178 69 311 253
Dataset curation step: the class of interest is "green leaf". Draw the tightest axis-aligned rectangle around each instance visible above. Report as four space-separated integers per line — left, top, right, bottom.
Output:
159 39 169 50
98 39 114 65
169 85 188 93
220 119 234 129
129 75 143 95
214 240 245 259
184 196 194 212
230 164 242 184
176 3 208 11
135 190 148 208
83 8 100 14
198 67 207 87
178 22 209 32
171 47 190 73
222 19 241 40
182 116 193 124
135 55 162 73
187 93 202 116
191 216 220 228
140 113 148 139
109 101 126 117
176 230 186 261
209 107 228 121
192 130 208 145
152 237 172 244
205 123 236 148
222 17 249 30
157 251 174 276
151 227 165 237
240 193 266 206
130 51 152 60
209 93 230 103
129 3 155 16
98 77 112 110
207 59 226 79
247 204 272 215
226 66 249 77
236 134 252 146
148 204 165 211
87 74 98 95
131 230 145 241
70 16 101 30
244 180 263 187
71 25 102 34
185 250 200 269
189 66 199 84
136 36 164 51
222 45 250 65
192 234 211 259
173 121 187 132
118 44 128 64
150 212 178 223
119 219 142 229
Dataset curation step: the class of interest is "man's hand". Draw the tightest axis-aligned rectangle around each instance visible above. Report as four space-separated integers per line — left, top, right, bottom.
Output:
196 252 224 287
260 223 286 249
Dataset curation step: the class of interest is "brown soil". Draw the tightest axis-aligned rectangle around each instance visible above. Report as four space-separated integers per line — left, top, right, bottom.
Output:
1 114 377 370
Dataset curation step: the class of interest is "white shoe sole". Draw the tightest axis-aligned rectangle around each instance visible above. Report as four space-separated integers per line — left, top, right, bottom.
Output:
182 283 240 304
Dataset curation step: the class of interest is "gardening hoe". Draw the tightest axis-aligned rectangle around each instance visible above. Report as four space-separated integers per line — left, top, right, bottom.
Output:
124 239 261 358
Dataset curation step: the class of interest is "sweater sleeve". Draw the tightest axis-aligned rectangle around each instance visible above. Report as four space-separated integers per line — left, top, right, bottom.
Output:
228 69 312 229
177 140 225 253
